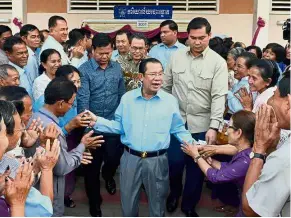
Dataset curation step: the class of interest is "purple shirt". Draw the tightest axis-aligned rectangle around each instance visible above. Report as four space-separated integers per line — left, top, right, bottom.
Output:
207 147 252 188
0 198 10 217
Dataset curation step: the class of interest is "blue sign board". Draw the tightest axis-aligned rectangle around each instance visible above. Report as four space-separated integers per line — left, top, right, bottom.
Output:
114 5 173 20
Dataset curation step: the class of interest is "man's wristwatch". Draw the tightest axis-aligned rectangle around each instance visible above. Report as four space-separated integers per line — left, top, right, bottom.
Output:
249 152 266 163
194 155 202 163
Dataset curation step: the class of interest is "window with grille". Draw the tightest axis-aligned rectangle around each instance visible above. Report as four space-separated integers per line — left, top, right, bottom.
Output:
68 0 218 12
0 0 12 13
271 0 290 14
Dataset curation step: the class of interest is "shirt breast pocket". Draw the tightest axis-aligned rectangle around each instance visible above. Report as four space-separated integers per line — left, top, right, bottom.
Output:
194 74 213 90
172 66 186 85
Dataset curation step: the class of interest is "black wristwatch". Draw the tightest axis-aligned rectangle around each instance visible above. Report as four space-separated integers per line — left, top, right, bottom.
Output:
249 152 266 163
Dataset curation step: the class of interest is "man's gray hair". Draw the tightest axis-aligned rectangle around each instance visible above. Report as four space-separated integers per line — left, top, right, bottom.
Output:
0 64 17 79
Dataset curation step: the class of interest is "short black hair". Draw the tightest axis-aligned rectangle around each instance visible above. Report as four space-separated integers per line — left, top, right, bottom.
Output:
0 86 29 101
80 28 92 39
55 65 80 78
129 33 148 45
250 59 280 88
115 30 131 40
48 15 66 29
0 25 11 37
0 100 17 135
187 17 211 34
265 43 285 63
3 36 25 53
139 58 163 75
160 20 178 32
20 24 39 37
237 51 258 69
278 67 290 97
68 28 85 47
40 29 49 42
246 45 263 59
44 77 77 105
92 33 112 50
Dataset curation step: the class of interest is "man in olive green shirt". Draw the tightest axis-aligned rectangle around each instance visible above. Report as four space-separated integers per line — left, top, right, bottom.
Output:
162 17 228 216
117 33 149 91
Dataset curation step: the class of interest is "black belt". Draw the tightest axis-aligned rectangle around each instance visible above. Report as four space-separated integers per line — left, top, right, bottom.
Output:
124 146 167 158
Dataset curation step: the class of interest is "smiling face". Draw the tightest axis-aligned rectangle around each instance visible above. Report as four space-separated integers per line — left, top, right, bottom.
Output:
248 66 271 93
50 19 68 43
7 43 29 67
130 38 146 62
42 52 62 77
233 57 249 80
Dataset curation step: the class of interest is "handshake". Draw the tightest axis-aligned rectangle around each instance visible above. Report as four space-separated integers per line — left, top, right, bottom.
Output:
66 110 98 131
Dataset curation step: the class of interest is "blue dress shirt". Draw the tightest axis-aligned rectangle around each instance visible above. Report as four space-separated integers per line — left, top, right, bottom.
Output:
9 61 33 99
25 47 40 86
94 88 195 152
148 41 186 69
111 50 119 61
227 76 250 113
77 58 126 120
33 95 77 136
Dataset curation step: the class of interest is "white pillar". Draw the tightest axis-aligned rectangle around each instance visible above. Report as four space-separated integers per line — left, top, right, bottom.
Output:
11 0 27 34
253 0 271 48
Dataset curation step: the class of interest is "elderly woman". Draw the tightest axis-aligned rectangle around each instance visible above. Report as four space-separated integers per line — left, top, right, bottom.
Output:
237 59 280 113
226 47 246 90
182 110 256 216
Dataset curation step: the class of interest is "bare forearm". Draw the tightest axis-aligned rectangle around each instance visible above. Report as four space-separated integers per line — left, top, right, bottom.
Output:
10 205 25 217
40 170 54 202
217 144 239 156
196 157 212 176
64 121 75 134
242 158 263 216
210 159 221 169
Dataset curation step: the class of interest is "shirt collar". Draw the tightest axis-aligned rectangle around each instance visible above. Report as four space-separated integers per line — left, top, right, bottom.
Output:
90 58 113 70
159 40 181 49
47 35 63 49
186 46 210 59
27 46 36 56
39 107 59 124
8 61 25 75
134 87 162 100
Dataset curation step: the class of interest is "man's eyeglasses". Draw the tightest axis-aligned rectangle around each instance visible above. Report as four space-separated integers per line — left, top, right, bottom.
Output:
145 72 163 78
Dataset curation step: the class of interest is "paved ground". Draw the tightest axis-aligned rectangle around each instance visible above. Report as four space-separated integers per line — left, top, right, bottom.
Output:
64 173 226 217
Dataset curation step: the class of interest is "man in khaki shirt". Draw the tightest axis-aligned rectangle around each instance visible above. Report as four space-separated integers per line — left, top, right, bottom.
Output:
163 17 228 216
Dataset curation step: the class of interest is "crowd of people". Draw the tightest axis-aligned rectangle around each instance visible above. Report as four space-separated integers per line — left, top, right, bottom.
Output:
0 14 289 217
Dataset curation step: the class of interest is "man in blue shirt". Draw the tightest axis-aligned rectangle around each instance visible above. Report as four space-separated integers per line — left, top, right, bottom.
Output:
77 33 126 217
20 24 41 87
149 20 186 69
3 36 32 98
86 58 196 217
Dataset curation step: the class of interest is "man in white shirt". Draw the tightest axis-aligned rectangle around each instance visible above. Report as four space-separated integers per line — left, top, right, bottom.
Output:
3 36 32 98
242 71 290 217
20 24 41 87
40 15 83 67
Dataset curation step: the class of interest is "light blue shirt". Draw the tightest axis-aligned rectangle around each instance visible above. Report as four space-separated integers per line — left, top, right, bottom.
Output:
33 95 77 136
111 50 120 61
94 88 195 152
25 47 40 87
227 76 249 113
9 61 33 98
148 41 186 69
40 35 80 67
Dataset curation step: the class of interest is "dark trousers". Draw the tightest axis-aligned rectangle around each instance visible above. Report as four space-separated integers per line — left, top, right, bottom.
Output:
83 133 123 208
168 132 206 211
